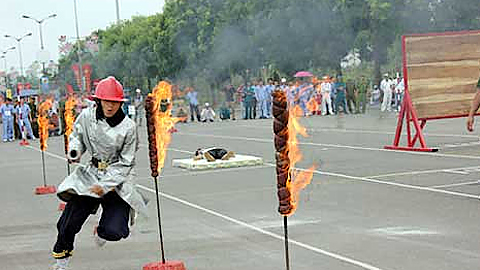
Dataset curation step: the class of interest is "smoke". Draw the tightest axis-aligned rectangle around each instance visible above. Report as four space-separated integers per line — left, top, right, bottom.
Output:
172 0 354 93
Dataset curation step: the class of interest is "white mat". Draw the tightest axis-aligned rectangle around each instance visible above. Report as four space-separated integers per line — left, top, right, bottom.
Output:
172 154 263 171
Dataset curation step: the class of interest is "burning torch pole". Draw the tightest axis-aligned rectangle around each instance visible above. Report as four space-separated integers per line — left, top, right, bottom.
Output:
143 82 186 270
272 89 292 270
35 99 57 195
145 95 166 264
64 135 71 175
63 97 76 176
153 175 166 263
283 216 290 270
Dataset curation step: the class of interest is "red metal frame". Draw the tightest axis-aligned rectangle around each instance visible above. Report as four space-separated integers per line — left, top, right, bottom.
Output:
384 35 438 152
385 29 480 152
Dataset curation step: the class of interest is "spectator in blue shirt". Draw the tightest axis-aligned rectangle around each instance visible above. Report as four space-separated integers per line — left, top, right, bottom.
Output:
0 98 15 142
15 98 36 139
186 87 201 122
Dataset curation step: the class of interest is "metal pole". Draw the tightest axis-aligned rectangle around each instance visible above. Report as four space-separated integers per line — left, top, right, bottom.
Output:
153 176 166 264
38 24 45 50
283 216 290 270
38 23 46 75
64 134 71 175
115 0 121 24
41 151 47 186
73 0 84 92
17 41 24 80
2 57 8 88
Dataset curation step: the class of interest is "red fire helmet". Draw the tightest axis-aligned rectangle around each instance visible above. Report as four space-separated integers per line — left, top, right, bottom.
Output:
93 76 127 102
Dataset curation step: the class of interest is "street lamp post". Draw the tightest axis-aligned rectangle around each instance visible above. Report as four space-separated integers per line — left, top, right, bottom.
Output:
22 13 57 73
116 0 121 24
73 0 85 92
1 47 16 88
4 33 32 81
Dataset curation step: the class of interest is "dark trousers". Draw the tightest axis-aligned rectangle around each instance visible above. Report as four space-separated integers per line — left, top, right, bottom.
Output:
53 192 130 259
346 94 356 114
252 99 257 119
245 101 254 119
189 103 200 122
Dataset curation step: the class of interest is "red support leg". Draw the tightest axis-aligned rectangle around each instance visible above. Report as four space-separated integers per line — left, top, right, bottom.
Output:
406 105 412 147
411 120 427 147
384 92 437 152
392 96 407 147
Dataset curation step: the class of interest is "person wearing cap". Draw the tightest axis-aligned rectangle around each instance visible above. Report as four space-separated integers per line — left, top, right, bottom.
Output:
320 76 334 115
14 97 35 139
51 76 147 270
0 97 15 142
380 73 392 112
200 102 216 122
255 80 268 119
356 75 369 114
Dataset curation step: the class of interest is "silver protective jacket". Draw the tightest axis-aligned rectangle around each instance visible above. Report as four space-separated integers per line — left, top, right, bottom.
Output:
57 106 147 215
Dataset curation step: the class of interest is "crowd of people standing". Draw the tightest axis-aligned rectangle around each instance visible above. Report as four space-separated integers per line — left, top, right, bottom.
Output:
228 74 405 120
0 73 406 141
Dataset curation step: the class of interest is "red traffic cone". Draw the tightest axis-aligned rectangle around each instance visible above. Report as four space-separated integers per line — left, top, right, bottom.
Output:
19 138 29 146
35 185 57 195
143 261 186 270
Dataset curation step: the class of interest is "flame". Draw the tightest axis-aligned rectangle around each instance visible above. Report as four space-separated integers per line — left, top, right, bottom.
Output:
150 81 181 175
37 99 53 151
286 105 316 215
306 97 318 114
64 96 77 139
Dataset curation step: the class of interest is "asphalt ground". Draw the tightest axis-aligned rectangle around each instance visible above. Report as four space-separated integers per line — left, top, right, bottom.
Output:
1 108 480 270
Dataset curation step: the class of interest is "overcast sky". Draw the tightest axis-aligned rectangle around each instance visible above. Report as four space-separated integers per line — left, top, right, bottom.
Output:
0 0 165 72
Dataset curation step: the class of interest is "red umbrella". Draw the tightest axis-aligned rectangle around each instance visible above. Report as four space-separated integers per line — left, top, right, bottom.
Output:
294 71 313 78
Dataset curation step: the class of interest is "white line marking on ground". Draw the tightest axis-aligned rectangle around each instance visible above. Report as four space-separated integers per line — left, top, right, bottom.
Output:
136 165 271 181
234 123 479 139
27 145 479 200
429 181 480 189
371 227 439 236
366 166 480 179
442 170 470 175
135 184 386 270
442 141 480 148
176 132 480 160
264 163 480 200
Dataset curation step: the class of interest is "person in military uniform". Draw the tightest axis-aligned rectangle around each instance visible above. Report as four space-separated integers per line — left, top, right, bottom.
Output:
355 76 368 114
345 78 356 114
334 75 348 114
51 77 147 270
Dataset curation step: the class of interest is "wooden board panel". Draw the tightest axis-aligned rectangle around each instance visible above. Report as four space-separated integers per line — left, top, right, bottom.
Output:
405 31 480 119
406 34 480 65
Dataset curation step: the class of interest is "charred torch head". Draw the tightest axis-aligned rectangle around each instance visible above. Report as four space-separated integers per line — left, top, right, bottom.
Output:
272 89 294 216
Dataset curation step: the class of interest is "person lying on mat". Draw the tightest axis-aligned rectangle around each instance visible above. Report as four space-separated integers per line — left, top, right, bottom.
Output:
193 147 235 162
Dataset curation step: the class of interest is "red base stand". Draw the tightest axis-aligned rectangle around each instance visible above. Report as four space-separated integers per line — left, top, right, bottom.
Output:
35 185 57 195
143 261 186 270
58 202 66 211
384 90 438 152
19 139 29 146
